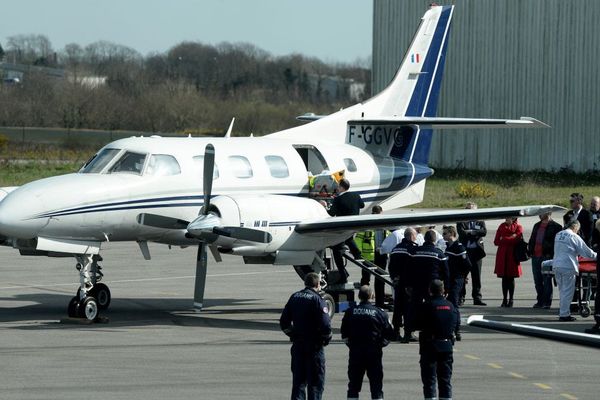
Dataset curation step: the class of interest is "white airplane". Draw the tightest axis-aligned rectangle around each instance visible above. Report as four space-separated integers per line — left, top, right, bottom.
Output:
0 5 557 321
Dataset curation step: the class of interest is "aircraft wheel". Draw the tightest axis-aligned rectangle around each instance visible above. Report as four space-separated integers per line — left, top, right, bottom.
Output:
321 293 335 320
92 283 111 310
67 296 80 318
80 297 99 321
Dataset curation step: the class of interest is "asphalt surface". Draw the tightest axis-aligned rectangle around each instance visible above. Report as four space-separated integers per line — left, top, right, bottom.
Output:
1 215 598 399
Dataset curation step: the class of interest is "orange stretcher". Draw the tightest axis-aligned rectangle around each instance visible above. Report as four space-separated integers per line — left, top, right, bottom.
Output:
541 257 597 317
577 258 597 318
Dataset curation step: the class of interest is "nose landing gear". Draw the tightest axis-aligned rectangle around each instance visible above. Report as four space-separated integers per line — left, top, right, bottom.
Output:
67 254 111 321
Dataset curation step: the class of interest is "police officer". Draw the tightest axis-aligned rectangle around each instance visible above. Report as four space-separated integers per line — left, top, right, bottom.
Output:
341 285 395 400
280 272 332 400
412 230 450 303
416 280 457 400
442 225 471 341
389 227 418 342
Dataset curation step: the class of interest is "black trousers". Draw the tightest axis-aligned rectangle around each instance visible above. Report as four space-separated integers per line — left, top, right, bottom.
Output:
420 350 453 400
347 346 384 399
447 277 464 333
595 265 600 325
461 253 483 301
332 236 361 280
392 284 409 335
361 252 388 307
291 342 325 400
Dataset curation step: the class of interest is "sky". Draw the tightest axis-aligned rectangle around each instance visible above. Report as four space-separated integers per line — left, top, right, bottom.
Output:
0 0 373 64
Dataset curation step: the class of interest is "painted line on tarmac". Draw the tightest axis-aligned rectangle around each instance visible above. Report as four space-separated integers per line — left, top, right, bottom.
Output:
560 393 578 400
508 372 527 379
0 270 294 290
533 383 552 390
459 345 579 399
486 363 503 369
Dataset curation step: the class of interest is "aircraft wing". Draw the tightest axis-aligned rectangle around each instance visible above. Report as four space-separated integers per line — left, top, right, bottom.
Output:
294 205 564 236
347 116 549 129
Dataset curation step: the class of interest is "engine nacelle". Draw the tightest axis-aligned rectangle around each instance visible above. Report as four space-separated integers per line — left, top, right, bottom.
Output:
209 194 328 258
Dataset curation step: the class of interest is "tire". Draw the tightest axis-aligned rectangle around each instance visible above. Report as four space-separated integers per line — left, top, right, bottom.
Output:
67 296 80 318
580 305 591 318
80 297 99 321
92 283 111 310
321 293 335 320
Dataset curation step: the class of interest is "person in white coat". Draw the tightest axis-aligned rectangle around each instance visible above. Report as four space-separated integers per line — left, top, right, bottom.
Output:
553 220 597 321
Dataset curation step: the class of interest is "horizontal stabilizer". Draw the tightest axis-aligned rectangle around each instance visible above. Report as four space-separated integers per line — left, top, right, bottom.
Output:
296 113 327 122
295 205 564 235
348 117 550 130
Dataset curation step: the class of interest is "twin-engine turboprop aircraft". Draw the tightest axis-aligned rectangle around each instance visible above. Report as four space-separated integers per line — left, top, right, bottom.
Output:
0 5 557 320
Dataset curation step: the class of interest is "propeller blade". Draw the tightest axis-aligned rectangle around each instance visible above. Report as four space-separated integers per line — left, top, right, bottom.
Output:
213 226 273 243
202 144 215 216
137 213 190 230
193 243 208 310
209 244 223 262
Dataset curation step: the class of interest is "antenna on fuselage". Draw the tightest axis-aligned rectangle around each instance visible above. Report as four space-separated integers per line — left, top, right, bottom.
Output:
224 117 235 138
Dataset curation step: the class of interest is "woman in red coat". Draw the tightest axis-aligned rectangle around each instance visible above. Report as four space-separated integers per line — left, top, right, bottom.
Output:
494 217 524 307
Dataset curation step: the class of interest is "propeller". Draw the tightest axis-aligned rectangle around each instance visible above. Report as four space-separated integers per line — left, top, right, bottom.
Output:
194 143 216 311
136 143 271 310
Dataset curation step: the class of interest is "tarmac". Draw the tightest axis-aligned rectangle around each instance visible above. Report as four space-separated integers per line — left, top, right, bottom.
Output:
1 215 598 399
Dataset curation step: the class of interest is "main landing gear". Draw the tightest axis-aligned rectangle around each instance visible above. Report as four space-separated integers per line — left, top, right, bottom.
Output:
67 254 111 321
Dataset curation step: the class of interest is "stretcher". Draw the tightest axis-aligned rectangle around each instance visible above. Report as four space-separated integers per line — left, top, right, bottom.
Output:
542 257 597 317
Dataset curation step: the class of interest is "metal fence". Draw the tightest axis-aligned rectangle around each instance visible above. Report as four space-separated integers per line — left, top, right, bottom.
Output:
373 0 600 172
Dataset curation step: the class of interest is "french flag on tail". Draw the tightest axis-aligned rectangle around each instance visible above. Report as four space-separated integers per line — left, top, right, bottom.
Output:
410 53 421 63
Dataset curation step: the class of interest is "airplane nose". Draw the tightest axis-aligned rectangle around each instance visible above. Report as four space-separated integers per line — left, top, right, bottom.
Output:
0 190 47 239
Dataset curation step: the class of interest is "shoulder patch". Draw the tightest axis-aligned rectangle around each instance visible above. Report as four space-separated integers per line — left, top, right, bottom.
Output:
323 306 329 314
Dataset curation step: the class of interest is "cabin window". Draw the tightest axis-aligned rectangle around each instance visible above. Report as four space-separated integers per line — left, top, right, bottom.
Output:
265 155 289 178
344 158 358 172
192 155 219 180
80 148 121 173
108 151 146 175
229 156 253 179
146 154 181 177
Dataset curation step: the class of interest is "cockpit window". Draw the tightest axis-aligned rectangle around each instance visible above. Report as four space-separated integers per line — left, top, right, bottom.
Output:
108 152 146 175
146 154 181 177
80 148 121 174
192 155 219 180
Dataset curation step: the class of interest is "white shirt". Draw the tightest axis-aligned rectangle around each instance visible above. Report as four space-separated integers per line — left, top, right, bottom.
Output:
380 229 404 254
553 228 597 273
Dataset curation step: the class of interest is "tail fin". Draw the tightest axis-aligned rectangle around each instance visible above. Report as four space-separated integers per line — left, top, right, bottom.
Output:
361 5 454 164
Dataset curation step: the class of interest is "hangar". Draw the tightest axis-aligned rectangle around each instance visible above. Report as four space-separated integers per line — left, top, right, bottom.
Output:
372 0 600 172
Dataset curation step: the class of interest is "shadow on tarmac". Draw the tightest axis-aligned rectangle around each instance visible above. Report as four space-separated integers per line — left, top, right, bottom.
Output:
0 292 289 331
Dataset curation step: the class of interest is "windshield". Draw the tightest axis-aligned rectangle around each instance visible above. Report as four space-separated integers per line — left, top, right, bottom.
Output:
108 152 146 175
80 148 121 173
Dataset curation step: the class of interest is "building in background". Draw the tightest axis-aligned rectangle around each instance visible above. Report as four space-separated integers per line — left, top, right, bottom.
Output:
372 0 600 172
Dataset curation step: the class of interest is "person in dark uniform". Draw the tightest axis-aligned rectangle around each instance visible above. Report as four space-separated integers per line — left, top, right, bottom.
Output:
341 285 395 400
586 220 600 335
442 225 471 341
410 230 449 347
457 202 487 306
280 272 332 400
389 227 418 341
328 179 365 283
412 230 450 300
416 280 457 400
563 193 593 245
